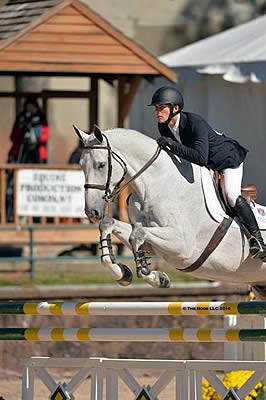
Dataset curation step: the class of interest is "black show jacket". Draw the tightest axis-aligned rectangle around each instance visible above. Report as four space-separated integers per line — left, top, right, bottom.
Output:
158 111 248 171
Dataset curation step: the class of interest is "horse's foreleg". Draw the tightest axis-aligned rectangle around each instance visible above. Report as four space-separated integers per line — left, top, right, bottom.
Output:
99 216 133 286
129 225 170 289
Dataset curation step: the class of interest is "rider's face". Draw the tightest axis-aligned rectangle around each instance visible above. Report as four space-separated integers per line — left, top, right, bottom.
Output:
153 104 171 123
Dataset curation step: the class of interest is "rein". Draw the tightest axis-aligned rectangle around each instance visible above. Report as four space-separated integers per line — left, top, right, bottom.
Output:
83 134 162 203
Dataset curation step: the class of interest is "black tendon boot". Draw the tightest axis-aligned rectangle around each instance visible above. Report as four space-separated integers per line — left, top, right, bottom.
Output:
232 195 266 261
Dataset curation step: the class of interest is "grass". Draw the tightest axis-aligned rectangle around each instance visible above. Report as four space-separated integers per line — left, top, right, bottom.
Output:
0 259 201 286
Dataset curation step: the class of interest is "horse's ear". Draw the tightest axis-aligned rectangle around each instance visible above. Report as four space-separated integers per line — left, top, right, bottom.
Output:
72 125 90 146
93 124 103 143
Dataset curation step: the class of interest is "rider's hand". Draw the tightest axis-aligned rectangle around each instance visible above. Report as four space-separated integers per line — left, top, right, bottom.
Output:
157 136 174 150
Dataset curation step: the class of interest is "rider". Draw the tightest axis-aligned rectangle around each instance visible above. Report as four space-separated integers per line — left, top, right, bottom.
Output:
149 86 266 261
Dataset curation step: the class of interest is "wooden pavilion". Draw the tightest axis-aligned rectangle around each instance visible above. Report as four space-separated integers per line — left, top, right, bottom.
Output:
0 0 177 128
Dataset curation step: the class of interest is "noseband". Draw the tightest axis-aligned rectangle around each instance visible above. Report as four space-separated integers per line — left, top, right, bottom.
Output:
83 133 161 203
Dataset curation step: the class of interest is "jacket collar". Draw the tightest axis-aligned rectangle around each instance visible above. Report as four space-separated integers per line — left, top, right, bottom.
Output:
179 112 187 130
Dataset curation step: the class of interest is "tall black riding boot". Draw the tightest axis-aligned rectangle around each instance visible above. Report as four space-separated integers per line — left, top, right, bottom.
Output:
232 195 266 261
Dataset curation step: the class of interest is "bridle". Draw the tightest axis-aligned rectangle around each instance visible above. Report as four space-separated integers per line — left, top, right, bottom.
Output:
83 133 161 203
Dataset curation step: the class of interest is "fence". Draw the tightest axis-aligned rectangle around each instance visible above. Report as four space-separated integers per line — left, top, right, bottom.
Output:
21 357 266 400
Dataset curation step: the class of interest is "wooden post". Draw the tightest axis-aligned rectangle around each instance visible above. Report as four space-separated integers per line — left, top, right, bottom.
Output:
13 169 19 225
117 76 142 222
118 76 126 128
89 77 98 132
0 169 6 224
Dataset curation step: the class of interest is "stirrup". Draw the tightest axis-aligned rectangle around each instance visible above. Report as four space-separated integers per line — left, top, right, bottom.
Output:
249 236 266 260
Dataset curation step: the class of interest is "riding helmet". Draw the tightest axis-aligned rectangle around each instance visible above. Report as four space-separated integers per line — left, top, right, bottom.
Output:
148 86 184 110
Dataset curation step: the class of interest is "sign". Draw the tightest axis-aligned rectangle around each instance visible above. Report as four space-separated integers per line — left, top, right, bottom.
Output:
17 169 85 217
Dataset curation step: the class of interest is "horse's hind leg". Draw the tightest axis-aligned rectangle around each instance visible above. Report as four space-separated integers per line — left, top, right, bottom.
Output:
129 225 170 288
99 216 133 286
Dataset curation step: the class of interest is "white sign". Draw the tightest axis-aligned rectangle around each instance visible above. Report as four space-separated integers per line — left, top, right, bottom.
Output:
17 169 86 217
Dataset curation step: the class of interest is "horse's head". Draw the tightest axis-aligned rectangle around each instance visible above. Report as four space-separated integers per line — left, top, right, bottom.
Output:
73 124 126 221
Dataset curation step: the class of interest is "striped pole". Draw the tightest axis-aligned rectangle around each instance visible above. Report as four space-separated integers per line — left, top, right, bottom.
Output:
0 328 266 342
1 301 266 315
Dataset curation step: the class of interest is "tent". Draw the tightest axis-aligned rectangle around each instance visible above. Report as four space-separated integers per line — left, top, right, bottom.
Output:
130 16 266 202
159 15 266 83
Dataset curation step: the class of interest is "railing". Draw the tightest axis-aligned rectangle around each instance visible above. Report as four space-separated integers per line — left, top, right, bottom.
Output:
0 224 131 282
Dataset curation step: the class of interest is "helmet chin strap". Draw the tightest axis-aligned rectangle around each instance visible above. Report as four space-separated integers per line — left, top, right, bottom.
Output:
166 105 181 125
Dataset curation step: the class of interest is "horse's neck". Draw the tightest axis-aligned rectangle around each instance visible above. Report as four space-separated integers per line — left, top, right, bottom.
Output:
108 130 157 200
107 129 202 203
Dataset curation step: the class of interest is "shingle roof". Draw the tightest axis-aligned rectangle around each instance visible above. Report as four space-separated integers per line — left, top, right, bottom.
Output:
0 0 62 43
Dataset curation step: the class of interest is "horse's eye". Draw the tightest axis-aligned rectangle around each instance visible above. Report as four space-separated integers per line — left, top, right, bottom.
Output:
98 162 106 169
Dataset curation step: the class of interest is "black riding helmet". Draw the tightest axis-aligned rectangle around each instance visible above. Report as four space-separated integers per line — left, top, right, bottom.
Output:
148 86 184 124
148 86 184 109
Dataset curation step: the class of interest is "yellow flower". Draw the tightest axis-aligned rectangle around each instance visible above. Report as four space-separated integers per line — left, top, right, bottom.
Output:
202 370 264 400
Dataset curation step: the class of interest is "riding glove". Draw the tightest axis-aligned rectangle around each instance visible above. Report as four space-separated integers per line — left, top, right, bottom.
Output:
157 136 178 152
156 136 175 150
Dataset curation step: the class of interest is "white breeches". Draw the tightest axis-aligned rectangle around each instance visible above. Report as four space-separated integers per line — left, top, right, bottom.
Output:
222 163 243 207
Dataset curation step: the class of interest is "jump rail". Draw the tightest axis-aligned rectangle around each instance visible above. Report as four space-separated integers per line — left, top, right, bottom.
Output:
2 327 266 342
1 300 266 315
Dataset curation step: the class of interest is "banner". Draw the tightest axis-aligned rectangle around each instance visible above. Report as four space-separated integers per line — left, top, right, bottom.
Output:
17 169 86 217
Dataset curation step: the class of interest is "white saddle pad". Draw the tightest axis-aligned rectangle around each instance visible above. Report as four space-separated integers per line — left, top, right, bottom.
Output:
201 167 266 230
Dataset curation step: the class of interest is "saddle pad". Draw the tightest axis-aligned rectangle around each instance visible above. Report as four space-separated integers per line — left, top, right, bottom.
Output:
201 167 266 230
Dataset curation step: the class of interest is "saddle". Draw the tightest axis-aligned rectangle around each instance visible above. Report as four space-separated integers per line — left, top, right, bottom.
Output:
214 172 257 207
179 171 258 273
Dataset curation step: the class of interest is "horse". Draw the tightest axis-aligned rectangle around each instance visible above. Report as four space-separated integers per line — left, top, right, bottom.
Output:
73 125 266 295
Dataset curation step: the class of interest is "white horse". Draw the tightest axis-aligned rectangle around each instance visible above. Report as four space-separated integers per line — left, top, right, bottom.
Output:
74 125 266 294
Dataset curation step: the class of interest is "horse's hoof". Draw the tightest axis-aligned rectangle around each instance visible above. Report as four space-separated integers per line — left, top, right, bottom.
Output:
116 263 133 286
158 272 170 288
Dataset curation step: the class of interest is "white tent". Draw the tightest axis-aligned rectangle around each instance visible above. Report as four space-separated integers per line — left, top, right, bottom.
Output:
159 15 266 83
130 16 266 202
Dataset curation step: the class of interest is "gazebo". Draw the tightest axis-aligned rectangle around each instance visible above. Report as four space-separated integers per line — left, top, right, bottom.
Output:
0 0 177 129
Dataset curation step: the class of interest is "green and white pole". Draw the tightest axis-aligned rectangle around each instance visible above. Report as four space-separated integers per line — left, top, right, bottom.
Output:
1 328 266 342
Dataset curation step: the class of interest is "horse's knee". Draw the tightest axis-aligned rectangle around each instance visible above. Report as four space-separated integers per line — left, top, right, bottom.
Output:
99 216 115 233
130 226 146 250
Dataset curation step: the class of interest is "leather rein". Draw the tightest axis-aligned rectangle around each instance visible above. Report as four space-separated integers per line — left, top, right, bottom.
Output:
83 134 162 203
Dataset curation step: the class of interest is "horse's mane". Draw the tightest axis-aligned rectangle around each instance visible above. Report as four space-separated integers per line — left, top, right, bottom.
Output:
102 127 198 184
103 128 156 147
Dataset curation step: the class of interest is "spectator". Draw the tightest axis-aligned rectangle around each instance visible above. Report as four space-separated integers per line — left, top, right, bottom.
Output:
8 96 49 163
6 96 50 222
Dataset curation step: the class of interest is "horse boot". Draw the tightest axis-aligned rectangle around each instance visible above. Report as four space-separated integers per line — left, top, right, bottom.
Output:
232 195 266 261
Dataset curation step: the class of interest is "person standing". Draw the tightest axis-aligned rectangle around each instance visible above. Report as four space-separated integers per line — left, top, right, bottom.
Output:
6 96 50 221
8 96 49 164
